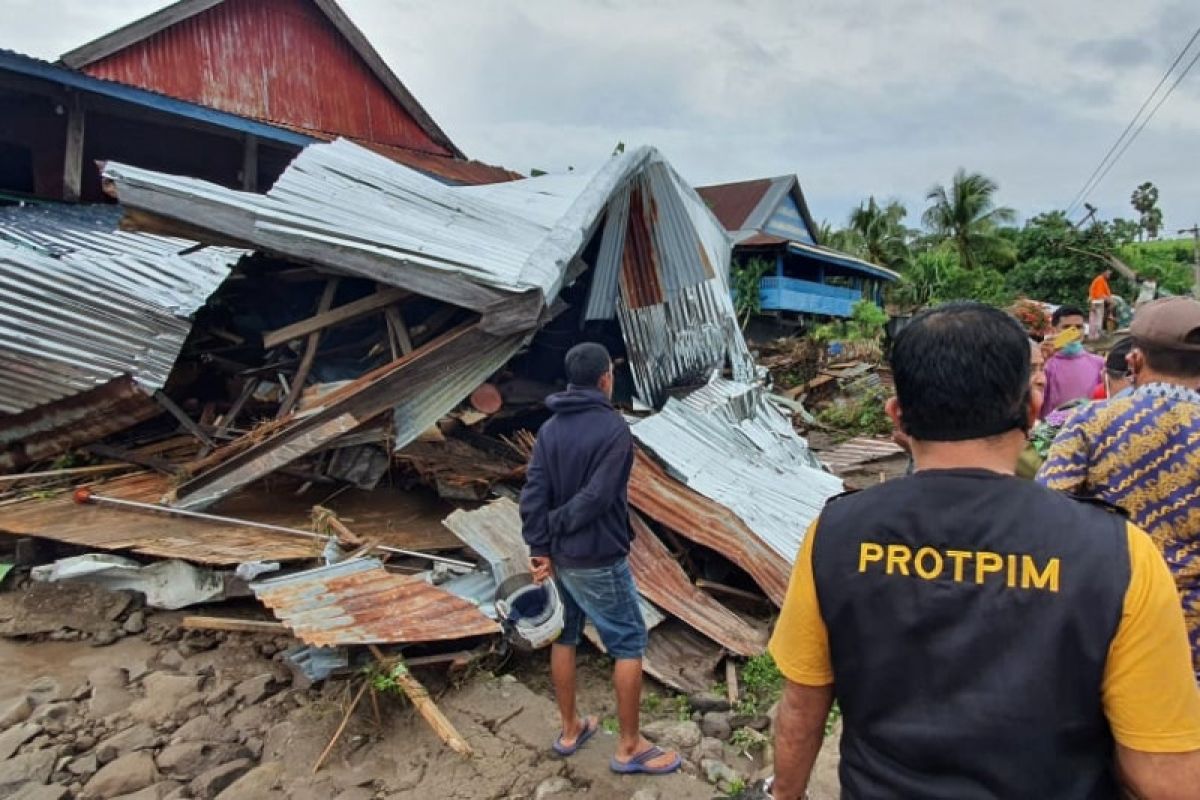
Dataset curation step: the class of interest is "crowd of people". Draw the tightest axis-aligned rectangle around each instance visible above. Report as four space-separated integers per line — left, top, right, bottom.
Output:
516 288 1200 797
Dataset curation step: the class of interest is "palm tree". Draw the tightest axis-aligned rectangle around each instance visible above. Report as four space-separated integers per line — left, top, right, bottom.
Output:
848 197 909 269
922 170 1016 269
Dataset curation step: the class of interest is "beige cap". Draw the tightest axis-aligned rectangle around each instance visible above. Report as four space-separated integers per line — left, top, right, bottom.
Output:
1130 297 1200 352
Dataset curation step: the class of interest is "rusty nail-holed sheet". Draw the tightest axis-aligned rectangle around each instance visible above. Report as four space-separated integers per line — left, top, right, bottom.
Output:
629 448 791 607
251 558 500 647
628 512 766 657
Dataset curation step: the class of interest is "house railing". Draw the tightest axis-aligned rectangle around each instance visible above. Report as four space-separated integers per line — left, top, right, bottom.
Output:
759 275 861 317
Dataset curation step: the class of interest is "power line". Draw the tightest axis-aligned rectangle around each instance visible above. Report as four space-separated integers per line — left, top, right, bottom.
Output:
1073 41 1200 217
1066 25 1200 218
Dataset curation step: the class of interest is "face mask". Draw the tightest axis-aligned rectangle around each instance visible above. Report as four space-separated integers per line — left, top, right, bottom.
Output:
1061 342 1084 357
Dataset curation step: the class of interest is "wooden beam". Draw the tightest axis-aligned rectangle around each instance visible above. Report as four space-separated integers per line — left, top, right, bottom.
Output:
154 391 215 448
278 278 340 419
181 616 287 634
367 645 472 757
62 93 85 202
384 305 413 356
263 287 408 349
241 134 258 192
0 463 134 483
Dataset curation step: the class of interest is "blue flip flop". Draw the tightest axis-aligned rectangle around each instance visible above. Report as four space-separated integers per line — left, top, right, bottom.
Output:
552 716 598 756
610 744 682 775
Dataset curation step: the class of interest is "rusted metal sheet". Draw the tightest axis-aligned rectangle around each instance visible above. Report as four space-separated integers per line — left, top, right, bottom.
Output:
629 449 790 607
694 178 775 232
0 377 160 472
586 620 723 694
75 0 453 156
251 558 500 646
0 472 317 564
628 513 766 657
0 471 463 565
817 436 906 475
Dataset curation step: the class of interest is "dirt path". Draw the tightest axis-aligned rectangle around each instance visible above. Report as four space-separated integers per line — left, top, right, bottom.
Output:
0 615 843 799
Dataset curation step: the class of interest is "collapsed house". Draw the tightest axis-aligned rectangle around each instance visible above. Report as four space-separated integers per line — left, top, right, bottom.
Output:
0 138 844 695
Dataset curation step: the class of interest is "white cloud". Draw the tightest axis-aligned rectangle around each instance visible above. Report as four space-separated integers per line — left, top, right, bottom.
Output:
6 0 1199 229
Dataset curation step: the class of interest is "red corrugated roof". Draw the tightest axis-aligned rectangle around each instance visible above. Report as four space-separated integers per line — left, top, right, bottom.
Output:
695 178 774 231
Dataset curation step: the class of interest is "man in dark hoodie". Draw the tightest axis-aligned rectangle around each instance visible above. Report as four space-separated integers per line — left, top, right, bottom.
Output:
520 342 682 776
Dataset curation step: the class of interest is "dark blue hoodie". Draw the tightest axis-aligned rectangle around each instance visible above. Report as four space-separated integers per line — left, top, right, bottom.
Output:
519 386 635 568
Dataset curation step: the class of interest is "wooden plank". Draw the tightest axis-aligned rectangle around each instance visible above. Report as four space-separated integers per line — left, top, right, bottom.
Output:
182 616 287 634
263 287 408 349
62 93 85 202
154 391 215 448
278 278 340 419
367 645 472 757
383 304 413 356
0 463 132 483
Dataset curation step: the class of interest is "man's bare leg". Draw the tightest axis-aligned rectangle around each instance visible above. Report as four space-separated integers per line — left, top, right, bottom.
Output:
550 643 593 745
612 657 677 769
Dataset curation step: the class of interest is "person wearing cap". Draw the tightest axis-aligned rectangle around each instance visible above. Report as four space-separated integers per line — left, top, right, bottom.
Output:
1038 297 1200 676
769 303 1200 799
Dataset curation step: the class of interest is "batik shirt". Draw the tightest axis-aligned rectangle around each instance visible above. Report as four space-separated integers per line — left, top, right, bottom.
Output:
1037 382 1200 676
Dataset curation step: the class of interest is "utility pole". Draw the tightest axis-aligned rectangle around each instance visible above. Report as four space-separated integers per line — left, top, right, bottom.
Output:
1179 225 1200 299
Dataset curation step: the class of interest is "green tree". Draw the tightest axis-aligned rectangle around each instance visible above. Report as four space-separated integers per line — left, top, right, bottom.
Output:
1005 212 1121 304
1130 182 1163 240
730 257 774 329
922 170 1016 270
848 197 909 270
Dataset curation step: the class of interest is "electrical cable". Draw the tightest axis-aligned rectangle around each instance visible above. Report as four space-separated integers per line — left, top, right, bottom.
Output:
1065 25 1200 218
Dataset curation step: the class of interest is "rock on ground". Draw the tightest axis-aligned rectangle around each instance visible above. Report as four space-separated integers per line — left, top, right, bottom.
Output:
0 748 60 793
171 715 240 745
0 696 33 729
630 788 661 800
82 751 161 799
688 693 731 714
0 722 42 760
700 758 741 788
96 724 159 763
534 776 573 799
213 761 285 800
156 741 250 781
641 719 703 751
130 675 203 724
189 758 253 800
110 780 183 800
700 712 731 741
8 782 69 800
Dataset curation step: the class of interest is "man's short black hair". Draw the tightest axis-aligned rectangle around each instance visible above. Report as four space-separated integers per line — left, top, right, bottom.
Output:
1052 305 1087 326
890 302 1032 441
564 342 612 387
1133 339 1200 379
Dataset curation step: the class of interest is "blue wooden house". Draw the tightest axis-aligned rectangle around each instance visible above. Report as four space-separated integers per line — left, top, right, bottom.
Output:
696 176 898 325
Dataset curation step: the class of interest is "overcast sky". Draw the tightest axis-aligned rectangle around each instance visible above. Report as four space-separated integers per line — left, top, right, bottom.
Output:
8 0 1200 232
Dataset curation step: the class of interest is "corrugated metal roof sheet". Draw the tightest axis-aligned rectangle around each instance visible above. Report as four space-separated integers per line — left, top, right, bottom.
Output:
694 178 775 232
628 513 766 657
107 138 748 408
817 436 906 474
629 379 843 601
0 49 316 148
0 204 243 416
251 557 500 646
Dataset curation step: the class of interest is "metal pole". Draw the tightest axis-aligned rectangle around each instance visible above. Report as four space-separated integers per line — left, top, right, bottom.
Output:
72 488 475 570
1181 225 1200 299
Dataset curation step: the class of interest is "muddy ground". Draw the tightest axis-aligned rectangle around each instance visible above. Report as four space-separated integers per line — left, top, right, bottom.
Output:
0 601 841 799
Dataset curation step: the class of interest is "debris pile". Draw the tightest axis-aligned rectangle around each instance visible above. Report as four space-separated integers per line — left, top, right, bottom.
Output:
0 140 848 768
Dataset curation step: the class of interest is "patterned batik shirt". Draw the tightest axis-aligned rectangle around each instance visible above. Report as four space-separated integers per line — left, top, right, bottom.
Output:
1037 382 1200 676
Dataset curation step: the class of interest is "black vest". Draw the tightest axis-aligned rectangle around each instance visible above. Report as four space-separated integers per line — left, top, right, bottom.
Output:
812 469 1128 799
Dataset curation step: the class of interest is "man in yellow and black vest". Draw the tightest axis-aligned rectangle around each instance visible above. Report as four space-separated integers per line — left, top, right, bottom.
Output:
768 302 1200 799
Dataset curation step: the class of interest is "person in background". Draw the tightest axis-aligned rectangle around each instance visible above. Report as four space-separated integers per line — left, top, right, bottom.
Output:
769 302 1200 799
1090 338 1134 401
1136 274 1159 307
1089 268 1114 340
1015 339 1050 479
519 342 681 776
1042 305 1105 416
1038 297 1200 678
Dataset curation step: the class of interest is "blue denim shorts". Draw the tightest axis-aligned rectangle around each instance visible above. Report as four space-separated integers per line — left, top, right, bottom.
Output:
554 558 647 659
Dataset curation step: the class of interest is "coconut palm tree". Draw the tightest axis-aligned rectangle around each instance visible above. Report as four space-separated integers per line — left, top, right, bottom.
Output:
848 197 909 269
922 170 1016 269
